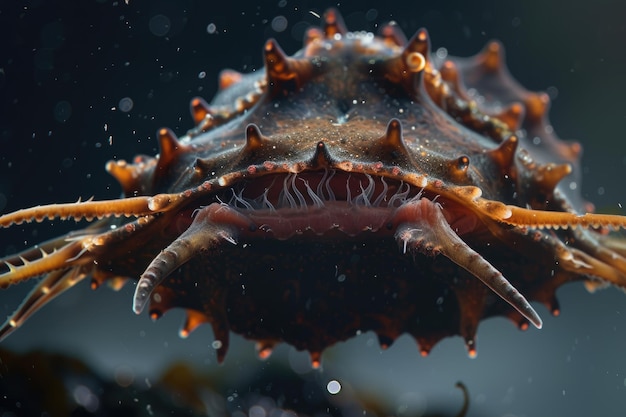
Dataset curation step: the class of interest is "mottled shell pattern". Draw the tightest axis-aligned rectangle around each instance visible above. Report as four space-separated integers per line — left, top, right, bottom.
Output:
2 9 626 365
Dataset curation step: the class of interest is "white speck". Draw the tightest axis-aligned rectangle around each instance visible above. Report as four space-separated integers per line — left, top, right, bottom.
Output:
327 380 341 394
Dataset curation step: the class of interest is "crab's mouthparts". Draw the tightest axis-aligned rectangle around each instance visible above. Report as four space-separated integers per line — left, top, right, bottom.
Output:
221 170 424 239
215 170 481 240
134 170 543 331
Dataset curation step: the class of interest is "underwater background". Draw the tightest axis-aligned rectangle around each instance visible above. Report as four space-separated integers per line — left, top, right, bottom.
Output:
1 0 626 415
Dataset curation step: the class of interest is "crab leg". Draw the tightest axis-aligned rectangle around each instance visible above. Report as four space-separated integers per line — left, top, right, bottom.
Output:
394 197 543 329
133 203 256 314
0 267 87 341
0 193 184 228
0 239 91 288
500 204 626 230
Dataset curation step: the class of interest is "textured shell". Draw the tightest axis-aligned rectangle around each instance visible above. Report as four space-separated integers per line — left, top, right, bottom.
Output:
2 8 626 368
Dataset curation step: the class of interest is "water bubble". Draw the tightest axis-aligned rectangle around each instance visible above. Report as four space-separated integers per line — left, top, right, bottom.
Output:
249 405 266 417
73 385 99 412
207 23 217 34
547 86 559 100
271 15 288 33
212 340 223 350
365 9 379 21
291 21 310 42
53 100 72 123
114 365 135 387
118 97 134 112
149 14 171 37
326 380 341 394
